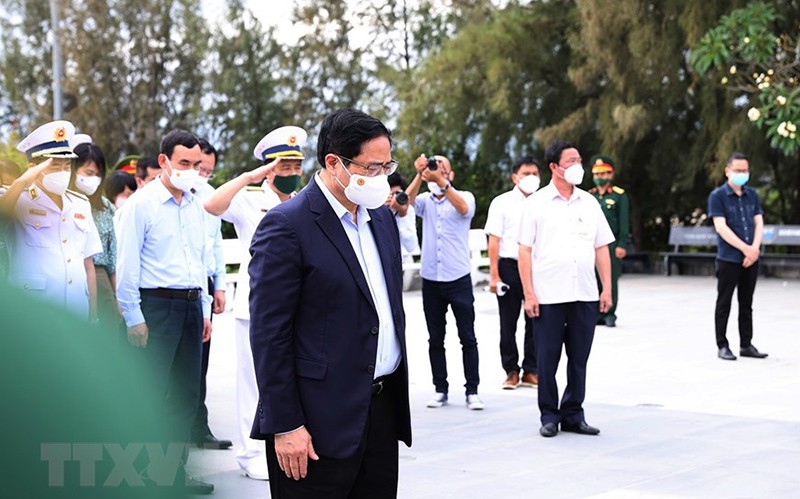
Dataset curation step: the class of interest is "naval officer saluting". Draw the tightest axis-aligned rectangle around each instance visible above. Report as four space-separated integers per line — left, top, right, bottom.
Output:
1 120 102 320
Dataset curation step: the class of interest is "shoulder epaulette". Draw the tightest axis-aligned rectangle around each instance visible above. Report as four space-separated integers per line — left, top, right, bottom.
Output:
65 189 89 201
612 186 625 194
246 186 264 192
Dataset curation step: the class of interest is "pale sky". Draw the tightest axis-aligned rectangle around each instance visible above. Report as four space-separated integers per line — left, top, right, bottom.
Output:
201 0 306 45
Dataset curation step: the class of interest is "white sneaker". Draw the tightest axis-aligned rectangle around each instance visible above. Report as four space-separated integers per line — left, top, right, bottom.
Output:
466 394 484 410
426 392 448 408
241 460 269 481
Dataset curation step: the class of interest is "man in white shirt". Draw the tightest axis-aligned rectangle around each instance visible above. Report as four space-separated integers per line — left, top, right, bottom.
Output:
518 140 613 439
386 173 420 261
484 157 541 390
203 125 307 481
190 138 232 451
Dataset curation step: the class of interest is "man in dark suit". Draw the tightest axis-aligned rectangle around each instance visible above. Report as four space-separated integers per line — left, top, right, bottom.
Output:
249 108 412 498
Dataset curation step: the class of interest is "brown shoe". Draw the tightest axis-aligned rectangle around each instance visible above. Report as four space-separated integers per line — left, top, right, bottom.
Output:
502 371 520 390
520 372 538 387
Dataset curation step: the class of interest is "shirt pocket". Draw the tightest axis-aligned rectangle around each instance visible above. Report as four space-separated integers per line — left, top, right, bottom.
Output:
22 217 53 247
8 273 47 292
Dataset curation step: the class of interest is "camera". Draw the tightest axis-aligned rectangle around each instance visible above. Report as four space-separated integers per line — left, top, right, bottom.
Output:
427 156 438 171
394 190 409 205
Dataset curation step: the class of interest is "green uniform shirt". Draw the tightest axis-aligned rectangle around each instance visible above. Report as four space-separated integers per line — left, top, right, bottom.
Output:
590 184 630 247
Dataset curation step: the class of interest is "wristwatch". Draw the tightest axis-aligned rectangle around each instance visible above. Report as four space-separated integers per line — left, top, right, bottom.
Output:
441 182 451 193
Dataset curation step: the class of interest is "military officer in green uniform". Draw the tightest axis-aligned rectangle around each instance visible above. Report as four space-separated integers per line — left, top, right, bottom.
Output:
589 155 629 327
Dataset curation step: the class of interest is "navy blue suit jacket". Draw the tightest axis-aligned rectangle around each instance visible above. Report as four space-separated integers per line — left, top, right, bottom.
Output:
248 176 412 459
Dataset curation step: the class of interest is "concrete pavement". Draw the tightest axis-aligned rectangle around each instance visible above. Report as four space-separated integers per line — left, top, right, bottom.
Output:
191 275 800 498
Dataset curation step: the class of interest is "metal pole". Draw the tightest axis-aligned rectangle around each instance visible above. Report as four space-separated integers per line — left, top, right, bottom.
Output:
49 0 63 119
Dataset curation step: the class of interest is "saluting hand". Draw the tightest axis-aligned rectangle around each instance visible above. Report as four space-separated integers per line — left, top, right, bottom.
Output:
275 426 319 480
127 322 149 348
248 158 282 183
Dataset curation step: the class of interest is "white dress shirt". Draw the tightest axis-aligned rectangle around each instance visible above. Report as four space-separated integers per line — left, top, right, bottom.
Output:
8 187 102 318
414 189 476 282
395 204 420 259
518 182 614 304
222 184 281 320
194 182 226 291
484 186 527 259
315 173 401 378
115 177 212 327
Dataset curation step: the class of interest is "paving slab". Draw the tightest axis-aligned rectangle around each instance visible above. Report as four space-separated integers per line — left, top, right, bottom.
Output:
192 275 800 498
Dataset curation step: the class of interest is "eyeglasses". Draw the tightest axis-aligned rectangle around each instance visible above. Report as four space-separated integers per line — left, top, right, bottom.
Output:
337 155 398 177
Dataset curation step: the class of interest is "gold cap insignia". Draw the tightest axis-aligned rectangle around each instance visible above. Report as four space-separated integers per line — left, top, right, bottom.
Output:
595 158 603 165
54 127 67 142
288 135 297 145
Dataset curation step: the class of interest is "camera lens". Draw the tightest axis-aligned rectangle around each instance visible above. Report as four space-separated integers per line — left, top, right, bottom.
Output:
427 157 438 170
395 191 409 205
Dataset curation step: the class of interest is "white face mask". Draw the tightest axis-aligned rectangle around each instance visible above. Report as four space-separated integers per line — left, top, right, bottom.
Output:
165 158 199 192
42 170 72 196
518 175 540 194
335 159 390 209
427 182 445 196
115 196 128 209
75 174 102 195
194 175 210 187
563 163 584 185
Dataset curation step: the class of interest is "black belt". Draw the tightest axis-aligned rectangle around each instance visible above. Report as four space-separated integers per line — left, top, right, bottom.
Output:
140 287 202 301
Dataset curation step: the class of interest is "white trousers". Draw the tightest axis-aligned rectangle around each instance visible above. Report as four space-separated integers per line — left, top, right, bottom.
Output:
235 318 265 468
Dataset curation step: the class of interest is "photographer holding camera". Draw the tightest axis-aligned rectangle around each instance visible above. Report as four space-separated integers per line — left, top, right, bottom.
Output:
406 154 483 411
386 173 420 261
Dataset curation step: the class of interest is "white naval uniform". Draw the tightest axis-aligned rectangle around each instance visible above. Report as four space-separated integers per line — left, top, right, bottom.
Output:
7 186 102 319
221 184 281 469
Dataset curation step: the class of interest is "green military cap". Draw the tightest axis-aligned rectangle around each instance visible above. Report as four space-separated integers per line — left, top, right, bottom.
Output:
590 154 615 174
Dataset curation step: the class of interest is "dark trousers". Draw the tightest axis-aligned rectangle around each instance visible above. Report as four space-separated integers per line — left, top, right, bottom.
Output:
534 301 598 425
715 259 759 349
497 258 536 374
265 372 401 499
139 293 203 447
192 279 214 439
422 274 480 395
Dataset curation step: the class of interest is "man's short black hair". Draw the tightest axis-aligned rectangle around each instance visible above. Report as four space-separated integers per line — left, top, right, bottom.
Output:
387 172 407 190
198 138 218 164
545 140 577 167
726 152 748 165
104 170 137 204
135 156 160 180
316 108 392 168
160 129 200 159
512 156 541 174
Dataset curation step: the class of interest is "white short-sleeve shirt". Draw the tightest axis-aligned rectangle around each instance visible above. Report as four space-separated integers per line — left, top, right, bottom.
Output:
518 182 614 304
484 186 526 259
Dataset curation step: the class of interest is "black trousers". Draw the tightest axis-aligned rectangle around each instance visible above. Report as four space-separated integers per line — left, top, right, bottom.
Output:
192 279 214 439
497 258 536 375
534 301 597 426
139 293 203 448
421 274 480 395
265 372 401 499
715 259 759 349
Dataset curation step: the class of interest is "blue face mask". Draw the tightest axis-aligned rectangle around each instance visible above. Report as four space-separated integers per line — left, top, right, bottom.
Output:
730 172 749 187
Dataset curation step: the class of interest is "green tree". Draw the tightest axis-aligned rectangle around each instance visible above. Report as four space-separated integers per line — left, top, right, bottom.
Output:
205 0 288 181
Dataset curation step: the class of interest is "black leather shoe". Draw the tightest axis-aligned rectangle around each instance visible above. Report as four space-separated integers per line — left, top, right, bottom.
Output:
740 345 768 359
561 421 600 435
185 475 214 495
718 346 737 361
539 422 558 437
195 433 233 449
604 317 616 328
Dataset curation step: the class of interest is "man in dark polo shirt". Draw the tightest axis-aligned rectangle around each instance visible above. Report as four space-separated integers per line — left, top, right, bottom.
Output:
708 152 768 361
